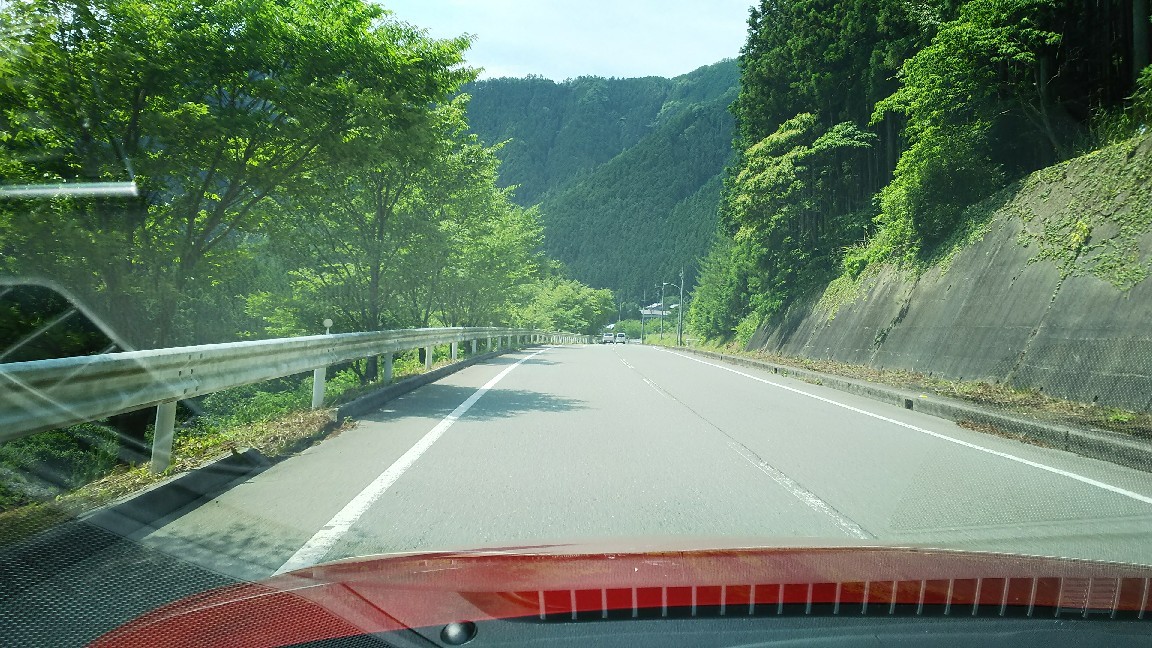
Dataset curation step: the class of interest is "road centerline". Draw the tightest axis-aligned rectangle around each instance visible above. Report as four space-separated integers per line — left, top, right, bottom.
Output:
659 348 1152 507
622 350 873 538
726 441 873 539
273 348 548 575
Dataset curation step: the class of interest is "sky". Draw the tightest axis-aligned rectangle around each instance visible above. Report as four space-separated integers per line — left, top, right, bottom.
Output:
379 0 753 81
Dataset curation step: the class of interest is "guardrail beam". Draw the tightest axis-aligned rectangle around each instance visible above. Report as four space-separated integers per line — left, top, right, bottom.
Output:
1 326 584 459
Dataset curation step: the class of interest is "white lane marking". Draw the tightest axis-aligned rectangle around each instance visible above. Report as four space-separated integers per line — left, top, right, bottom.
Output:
623 350 870 536
620 358 635 369
661 349 1152 506
642 377 671 400
727 441 872 539
274 349 548 575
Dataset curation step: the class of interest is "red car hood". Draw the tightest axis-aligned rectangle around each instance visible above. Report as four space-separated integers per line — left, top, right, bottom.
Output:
93 541 1152 647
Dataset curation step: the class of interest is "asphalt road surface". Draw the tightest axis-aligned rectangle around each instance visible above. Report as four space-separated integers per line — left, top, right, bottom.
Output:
147 342 1152 572
6 343 1152 643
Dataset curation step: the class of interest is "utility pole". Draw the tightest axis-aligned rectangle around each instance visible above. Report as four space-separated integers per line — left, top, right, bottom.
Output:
677 268 684 346
658 282 665 337
662 271 686 346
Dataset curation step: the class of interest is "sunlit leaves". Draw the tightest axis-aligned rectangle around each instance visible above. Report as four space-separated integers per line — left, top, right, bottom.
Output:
0 0 473 346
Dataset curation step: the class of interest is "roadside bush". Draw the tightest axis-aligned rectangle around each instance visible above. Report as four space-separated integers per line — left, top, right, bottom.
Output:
0 423 118 510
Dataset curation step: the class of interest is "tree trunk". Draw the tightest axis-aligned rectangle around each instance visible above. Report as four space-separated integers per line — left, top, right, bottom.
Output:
1136 0 1150 86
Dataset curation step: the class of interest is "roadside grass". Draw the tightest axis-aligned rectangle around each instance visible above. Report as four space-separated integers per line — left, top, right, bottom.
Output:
655 339 1152 441
0 342 486 549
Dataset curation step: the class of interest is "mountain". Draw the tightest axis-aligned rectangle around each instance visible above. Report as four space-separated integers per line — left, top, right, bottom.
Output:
463 60 739 301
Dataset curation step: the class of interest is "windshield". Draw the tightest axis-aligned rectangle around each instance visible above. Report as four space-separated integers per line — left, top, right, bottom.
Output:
2 0 1152 646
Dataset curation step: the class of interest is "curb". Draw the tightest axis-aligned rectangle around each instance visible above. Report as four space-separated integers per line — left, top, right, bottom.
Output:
674 347 1152 474
83 448 271 538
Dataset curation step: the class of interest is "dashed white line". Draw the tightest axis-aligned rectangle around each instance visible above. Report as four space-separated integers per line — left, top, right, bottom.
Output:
727 441 872 539
660 349 1152 506
273 348 547 575
642 377 671 399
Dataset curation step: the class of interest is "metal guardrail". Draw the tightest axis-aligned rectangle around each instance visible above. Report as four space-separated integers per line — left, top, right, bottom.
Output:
0 327 590 471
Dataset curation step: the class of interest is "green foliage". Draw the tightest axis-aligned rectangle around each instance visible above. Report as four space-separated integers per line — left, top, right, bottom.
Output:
0 0 594 506
868 0 1069 256
1013 137 1152 289
199 380 311 429
611 319 644 340
687 235 747 340
0 284 115 361
541 95 735 299
464 61 740 301
255 98 548 363
1094 67 1152 144
871 122 1003 258
0 0 473 347
700 0 1152 346
734 0 931 147
692 113 876 339
0 424 118 509
515 278 616 336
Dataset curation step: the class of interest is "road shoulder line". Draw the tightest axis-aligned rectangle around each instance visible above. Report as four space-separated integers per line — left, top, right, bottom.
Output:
660 348 1152 507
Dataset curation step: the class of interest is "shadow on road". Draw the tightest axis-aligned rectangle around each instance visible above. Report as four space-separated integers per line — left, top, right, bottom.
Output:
359 383 586 424
517 357 561 365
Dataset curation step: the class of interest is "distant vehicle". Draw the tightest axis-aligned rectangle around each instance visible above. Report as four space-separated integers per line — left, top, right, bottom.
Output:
615 332 627 344
602 332 614 344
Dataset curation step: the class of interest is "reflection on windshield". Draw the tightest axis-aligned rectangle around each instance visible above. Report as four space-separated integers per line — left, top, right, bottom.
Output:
2 0 1152 646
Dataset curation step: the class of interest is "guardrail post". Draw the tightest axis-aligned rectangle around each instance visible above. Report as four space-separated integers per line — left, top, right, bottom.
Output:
451 341 458 361
424 346 433 370
150 400 178 474
471 339 478 355
383 354 393 383
311 366 326 409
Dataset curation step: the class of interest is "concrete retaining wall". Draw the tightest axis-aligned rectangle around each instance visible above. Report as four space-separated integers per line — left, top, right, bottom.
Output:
753 145 1152 411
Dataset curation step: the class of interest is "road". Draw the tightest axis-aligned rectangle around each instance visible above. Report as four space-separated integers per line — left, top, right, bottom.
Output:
147 342 1152 572
5 343 1152 643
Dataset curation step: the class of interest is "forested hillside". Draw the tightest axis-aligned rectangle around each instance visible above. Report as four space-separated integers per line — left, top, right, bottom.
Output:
689 0 1152 344
464 60 739 301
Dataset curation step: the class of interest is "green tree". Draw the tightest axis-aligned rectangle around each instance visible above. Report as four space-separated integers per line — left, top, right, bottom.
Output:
516 278 615 336
0 0 470 346
870 0 1067 254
